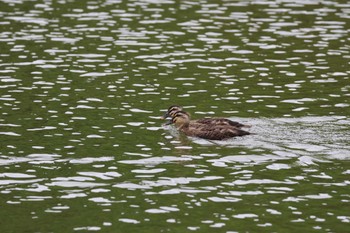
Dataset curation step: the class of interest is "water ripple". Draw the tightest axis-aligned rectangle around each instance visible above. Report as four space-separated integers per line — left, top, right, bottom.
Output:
0 0 349 232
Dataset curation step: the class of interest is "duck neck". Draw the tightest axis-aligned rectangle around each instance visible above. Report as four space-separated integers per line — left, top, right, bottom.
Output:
177 122 189 131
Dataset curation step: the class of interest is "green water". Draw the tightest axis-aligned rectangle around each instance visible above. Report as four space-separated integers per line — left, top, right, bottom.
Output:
0 0 349 232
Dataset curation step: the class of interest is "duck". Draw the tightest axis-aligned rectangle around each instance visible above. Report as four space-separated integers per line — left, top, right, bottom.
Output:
171 111 251 140
162 105 251 128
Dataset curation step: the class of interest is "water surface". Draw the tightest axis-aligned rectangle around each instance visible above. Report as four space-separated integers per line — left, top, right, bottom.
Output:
0 0 349 232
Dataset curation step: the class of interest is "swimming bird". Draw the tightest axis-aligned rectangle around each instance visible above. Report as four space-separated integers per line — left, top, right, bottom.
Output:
171 111 251 140
162 105 251 128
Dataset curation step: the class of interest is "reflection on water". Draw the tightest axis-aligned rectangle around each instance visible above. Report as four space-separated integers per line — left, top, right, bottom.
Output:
0 0 349 232
1 115 349 231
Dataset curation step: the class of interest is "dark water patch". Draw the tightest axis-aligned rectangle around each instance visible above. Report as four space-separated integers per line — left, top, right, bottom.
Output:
1 0 350 232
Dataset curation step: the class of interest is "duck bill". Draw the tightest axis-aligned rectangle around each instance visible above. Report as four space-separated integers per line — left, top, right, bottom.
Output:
163 119 173 125
160 112 169 120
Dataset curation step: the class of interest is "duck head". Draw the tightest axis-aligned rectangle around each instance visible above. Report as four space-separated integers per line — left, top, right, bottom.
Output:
161 105 183 120
172 111 191 129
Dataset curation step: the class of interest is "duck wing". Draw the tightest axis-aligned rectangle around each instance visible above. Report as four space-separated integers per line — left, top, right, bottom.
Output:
188 124 250 140
195 118 251 128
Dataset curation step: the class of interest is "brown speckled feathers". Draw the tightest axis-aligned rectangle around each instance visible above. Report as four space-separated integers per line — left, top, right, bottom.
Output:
163 105 251 129
171 111 251 140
